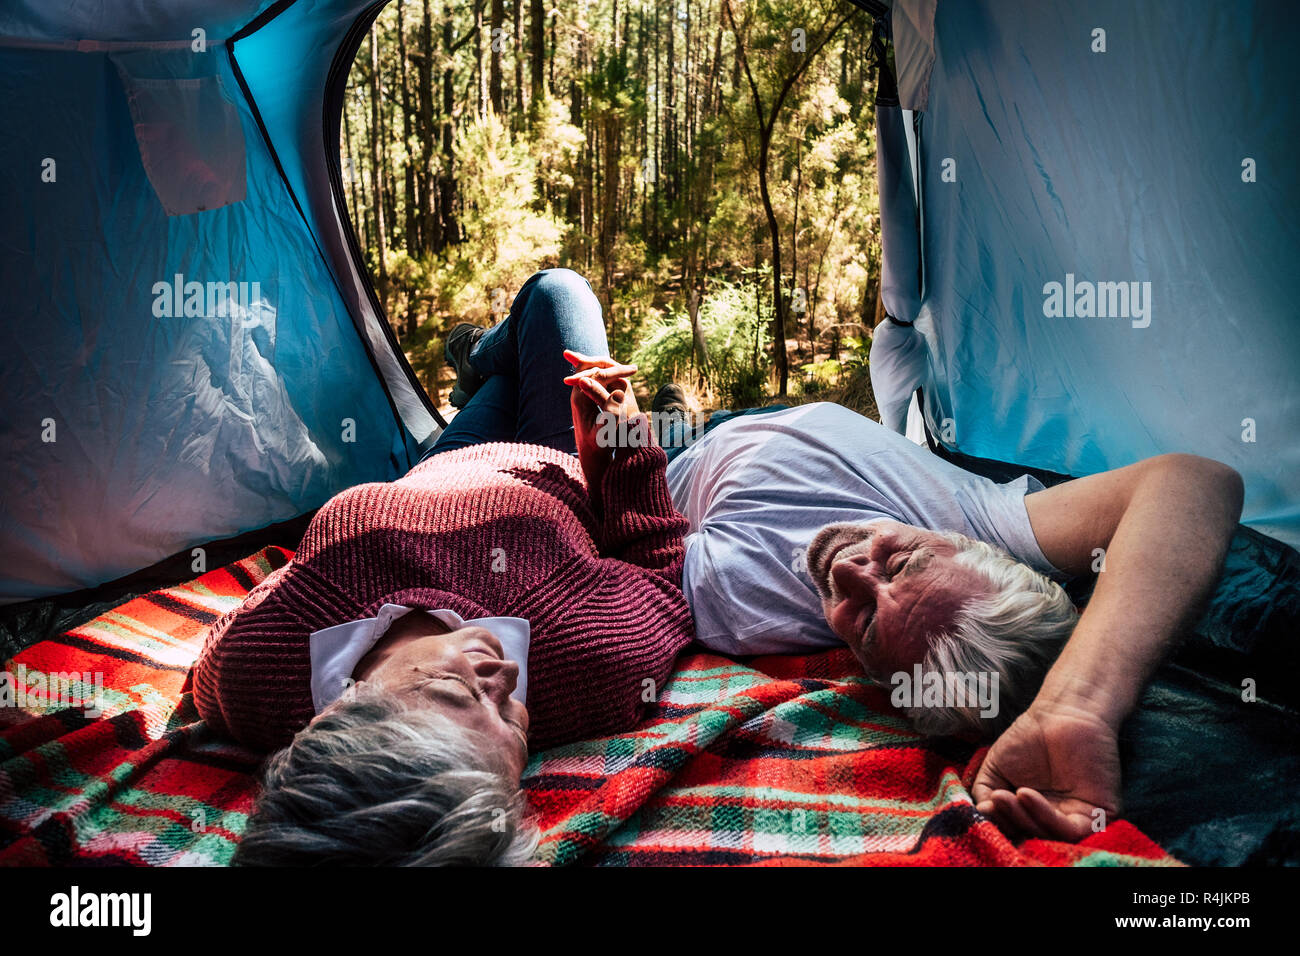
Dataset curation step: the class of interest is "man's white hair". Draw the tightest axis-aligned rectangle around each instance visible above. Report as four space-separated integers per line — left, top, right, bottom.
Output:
233 687 538 867
902 531 1078 738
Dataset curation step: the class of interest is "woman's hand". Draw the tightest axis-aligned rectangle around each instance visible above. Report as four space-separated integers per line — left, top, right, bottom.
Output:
563 350 646 493
564 350 640 418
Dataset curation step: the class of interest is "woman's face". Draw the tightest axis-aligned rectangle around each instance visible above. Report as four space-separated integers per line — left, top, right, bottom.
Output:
351 612 530 781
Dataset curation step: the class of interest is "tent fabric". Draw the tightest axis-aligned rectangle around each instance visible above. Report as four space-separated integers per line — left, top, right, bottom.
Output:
0 0 438 605
890 0 935 111
4 0 1296 588
110 50 249 216
867 317 928 434
870 97 930 434
874 0 1300 549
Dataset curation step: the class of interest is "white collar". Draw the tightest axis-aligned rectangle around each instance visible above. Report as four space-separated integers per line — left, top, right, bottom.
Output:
308 604 530 713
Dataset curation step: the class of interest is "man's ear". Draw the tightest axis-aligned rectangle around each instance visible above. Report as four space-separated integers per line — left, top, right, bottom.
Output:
341 676 362 702
314 678 367 721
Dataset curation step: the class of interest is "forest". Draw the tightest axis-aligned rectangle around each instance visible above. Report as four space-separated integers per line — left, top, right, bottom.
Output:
340 0 885 416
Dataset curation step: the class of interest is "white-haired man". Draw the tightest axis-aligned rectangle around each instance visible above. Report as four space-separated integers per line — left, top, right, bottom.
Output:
661 400 1243 843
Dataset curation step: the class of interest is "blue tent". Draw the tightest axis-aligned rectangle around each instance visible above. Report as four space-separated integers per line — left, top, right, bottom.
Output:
1 0 1296 607
1 1 441 604
859 1 1300 861
865 0 1299 556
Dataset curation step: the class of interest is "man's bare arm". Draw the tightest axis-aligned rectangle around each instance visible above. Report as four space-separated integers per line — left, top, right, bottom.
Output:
973 453 1243 840
1026 452 1242 727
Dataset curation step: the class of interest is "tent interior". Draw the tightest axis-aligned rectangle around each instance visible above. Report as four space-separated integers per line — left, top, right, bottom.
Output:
1 0 1297 865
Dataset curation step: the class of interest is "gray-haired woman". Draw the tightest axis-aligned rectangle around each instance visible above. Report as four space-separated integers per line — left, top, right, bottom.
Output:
194 270 694 865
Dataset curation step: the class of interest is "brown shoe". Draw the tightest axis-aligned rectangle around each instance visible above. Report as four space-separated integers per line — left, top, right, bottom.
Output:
652 383 689 418
445 324 487 408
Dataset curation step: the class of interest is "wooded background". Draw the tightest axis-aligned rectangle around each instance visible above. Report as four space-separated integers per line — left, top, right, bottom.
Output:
341 0 885 412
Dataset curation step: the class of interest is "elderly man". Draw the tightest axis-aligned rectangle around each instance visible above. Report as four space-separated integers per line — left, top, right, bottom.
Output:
659 399 1243 843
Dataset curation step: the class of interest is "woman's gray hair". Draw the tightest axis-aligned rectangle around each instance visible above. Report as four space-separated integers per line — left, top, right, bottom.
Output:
233 688 538 867
901 532 1078 738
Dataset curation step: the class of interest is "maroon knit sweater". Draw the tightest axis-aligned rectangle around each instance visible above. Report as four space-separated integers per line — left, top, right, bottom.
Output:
190 441 694 752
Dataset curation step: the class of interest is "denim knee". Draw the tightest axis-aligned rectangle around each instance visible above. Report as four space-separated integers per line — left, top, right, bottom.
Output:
529 268 599 311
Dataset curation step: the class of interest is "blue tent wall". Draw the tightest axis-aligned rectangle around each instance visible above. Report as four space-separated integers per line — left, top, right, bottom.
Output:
874 0 1300 549
0 1 434 603
230 0 440 446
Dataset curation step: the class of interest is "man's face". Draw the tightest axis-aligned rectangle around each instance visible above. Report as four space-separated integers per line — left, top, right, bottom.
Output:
808 519 991 676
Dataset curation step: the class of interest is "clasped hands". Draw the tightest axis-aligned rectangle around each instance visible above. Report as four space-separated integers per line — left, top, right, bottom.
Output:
563 349 652 490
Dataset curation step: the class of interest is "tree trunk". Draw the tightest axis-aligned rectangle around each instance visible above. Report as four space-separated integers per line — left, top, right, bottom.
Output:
419 0 437 253
583 123 594 271
476 6 487 119
513 0 524 113
684 0 692 162
637 6 648 244
652 1 661 251
664 4 676 206
792 134 802 355
397 1 418 259
548 3 556 90
600 113 621 312
344 97 364 249
529 0 545 103
756 132 788 394
368 24 389 308
689 287 709 383
439 6 463 249
489 0 504 114
723 0 856 397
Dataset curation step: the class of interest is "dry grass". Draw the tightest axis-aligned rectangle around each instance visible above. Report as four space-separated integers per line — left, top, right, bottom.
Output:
649 364 881 424
786 366 880 422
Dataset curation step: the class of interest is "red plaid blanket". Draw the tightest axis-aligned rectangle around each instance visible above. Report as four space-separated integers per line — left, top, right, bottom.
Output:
0 547 1176 866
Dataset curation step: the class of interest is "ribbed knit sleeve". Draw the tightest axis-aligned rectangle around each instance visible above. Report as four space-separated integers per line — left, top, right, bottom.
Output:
513 557 694 749
596 440 688 584
191 562 361 750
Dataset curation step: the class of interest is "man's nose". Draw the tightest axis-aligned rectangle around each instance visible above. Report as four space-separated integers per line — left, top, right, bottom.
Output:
831 553 878 595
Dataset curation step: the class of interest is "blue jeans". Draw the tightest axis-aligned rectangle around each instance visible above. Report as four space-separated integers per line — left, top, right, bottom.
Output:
423 269 610 460
660 405 791 464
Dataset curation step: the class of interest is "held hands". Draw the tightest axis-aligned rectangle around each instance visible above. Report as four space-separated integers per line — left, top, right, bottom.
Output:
563 349 649 490
972 702 1123 843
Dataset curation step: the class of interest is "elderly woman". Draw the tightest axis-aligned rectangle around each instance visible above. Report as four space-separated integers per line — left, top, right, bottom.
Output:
190 269 693 865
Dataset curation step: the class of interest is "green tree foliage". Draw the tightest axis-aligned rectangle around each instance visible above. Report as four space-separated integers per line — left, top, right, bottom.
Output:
633 272 773 409
442 110 567 321
343 0 883 412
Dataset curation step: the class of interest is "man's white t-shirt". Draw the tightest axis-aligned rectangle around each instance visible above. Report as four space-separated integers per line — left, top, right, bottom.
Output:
664 403 1061 655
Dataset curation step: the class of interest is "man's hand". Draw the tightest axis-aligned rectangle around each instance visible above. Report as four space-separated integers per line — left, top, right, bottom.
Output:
983 453 1242 843
563 350 644 493
972 702 1121 842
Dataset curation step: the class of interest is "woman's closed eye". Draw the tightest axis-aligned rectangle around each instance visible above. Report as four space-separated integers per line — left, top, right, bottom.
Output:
413 668 481 701
431 673 526 743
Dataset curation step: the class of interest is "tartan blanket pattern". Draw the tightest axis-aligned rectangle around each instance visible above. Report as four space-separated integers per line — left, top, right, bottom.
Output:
527 655 1175 866
0 547 1177 866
